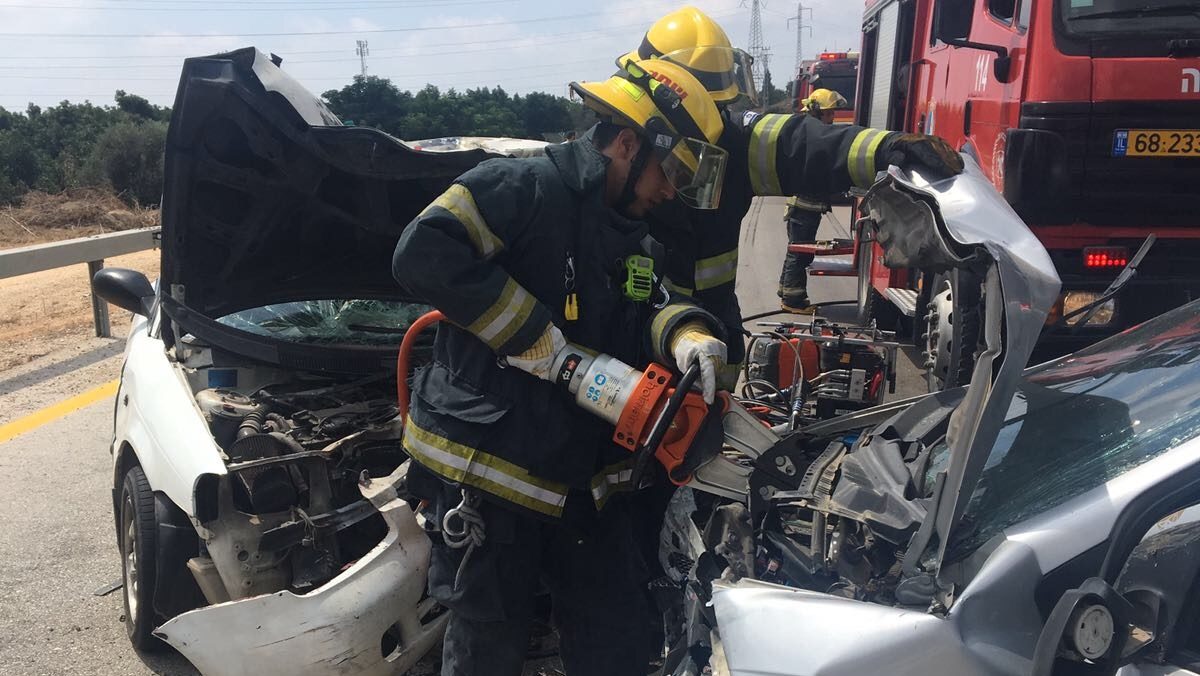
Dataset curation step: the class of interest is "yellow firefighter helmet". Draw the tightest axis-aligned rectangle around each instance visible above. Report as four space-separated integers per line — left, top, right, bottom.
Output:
570 58 728 209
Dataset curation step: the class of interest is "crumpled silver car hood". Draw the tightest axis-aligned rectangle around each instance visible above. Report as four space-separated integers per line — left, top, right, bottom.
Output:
862 154 1061 572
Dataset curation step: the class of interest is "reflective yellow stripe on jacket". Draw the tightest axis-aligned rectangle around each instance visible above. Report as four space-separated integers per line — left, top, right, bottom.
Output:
650 303 694 360
403 419 569 517
422 183 504 259
694 248 738 291
848 128 889 188
663 278 694 297
748 113 791 196
467 277 543 352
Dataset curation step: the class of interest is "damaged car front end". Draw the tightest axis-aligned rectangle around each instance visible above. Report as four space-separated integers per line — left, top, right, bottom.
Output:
93 48 545 674
667 158 1200 675
667 154 1200 676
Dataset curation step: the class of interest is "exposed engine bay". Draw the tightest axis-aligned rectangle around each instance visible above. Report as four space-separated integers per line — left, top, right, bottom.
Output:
658 154 1066 675
179 341 414 605
656 317 954 671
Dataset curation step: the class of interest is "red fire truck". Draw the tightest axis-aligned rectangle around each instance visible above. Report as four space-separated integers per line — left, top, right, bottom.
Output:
793 51 860 122
852 0 1200 389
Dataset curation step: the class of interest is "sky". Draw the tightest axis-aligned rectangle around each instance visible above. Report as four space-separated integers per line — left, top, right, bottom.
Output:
0 0 865 112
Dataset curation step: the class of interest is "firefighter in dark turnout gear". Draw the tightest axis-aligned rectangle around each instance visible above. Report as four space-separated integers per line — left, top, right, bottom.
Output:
778 88 851 311
627 6 964 366
392 58 730 676
619 6 966 659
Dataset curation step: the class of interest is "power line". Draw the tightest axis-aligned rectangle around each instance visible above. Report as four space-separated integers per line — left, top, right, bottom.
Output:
0 9 615 38
0 0 515 10
0 9 741 61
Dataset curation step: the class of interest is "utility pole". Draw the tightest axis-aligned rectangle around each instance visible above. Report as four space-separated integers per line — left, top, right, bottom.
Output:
788 3 812 100
742 0 771 91
356 40 369 77
788 3 813 78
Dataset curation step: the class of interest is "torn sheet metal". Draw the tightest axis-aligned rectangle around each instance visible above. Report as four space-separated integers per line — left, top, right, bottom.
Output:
155 464 447 676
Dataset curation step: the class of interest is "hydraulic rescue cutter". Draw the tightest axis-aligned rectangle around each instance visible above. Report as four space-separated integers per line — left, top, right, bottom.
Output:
396 310 902 490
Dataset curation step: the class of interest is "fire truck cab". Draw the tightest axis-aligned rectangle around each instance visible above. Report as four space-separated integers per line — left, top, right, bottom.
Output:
794 51 860 123
855 0 1200 389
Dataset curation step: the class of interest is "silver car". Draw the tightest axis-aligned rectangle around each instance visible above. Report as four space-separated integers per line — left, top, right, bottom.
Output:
672 159 1200 676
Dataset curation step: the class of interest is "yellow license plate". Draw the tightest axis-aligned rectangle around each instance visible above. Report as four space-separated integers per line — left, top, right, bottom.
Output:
1113 129 1200 157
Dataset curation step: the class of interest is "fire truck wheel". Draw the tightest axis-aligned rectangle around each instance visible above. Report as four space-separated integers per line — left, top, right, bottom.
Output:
923 269 983 392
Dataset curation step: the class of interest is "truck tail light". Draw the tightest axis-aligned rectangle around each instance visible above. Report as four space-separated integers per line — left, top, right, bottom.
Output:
1083 246 1129 269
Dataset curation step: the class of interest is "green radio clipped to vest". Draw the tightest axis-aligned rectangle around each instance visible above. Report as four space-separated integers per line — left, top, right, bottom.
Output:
623 255 655 302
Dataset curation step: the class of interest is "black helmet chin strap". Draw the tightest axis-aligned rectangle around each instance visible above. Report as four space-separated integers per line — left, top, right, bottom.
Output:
616 137 654 213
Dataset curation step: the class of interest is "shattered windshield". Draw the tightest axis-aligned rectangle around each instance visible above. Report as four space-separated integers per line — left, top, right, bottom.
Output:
217 300 433 346
943 300 1200 560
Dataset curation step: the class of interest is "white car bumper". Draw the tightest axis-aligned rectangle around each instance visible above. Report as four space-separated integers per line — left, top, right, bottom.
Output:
154 466 447 675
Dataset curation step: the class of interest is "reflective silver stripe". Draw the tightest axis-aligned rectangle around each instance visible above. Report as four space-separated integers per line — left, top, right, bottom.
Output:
404 421 568 515
590 467 634 507
694 248 738 290
469 277 539 350
748 114 789 195
848 128 888 188
664 278 694 296
425 183 504 259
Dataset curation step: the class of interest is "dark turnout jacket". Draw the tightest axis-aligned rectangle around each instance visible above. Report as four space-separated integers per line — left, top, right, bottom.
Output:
652 111 893 365
392 139 722 519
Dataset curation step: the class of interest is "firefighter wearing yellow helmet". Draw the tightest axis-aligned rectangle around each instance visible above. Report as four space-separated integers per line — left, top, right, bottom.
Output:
393 55 731 676
617 4 757 105
801 88 850 124
624 6 963 327
618 8 967 663
572 57 729 211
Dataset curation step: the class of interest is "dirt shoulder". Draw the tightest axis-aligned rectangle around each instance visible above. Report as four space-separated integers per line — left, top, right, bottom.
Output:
0 249 159 373
1 189 160 375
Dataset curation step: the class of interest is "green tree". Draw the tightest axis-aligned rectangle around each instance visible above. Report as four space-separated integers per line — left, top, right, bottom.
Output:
85 120 168 206
761 68 779 106
115 90 168 122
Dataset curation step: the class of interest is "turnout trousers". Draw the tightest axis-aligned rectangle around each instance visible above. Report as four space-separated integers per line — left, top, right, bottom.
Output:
427 484 652 676
778 206 823 305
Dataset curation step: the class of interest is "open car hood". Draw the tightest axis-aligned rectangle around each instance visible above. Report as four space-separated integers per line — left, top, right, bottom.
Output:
160 48 535 327
861 155 1061 573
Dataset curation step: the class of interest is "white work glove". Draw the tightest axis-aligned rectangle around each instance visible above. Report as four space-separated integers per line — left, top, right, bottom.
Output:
505 325 566 381
670 322 727 405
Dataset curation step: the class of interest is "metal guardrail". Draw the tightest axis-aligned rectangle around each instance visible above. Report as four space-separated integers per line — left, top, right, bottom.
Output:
0 227 161 338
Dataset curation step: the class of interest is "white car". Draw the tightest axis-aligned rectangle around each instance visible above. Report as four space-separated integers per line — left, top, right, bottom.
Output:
93 47 542 675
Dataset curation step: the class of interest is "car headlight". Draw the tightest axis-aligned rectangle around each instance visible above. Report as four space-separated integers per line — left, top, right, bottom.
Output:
1063 290 1116 327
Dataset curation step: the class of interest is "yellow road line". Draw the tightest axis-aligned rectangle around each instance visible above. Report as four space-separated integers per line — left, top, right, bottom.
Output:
0 379 119 444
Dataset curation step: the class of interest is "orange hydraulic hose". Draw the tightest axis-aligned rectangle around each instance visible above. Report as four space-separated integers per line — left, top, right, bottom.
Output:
396 310 444 424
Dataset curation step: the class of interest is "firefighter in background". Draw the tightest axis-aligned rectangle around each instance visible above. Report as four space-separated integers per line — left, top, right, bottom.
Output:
801 87 849 124
778 87 852 312
392 59 731 676
623 5 964 327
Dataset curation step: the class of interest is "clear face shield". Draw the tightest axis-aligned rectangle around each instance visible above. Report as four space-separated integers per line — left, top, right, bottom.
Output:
659 135 728 210
656 46 758 105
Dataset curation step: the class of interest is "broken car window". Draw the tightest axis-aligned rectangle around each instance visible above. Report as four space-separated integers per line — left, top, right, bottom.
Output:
218 300 434 346
945 300 1200 559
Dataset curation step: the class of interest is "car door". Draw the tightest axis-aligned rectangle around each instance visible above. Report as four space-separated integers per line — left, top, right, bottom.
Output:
1115 507 1200 676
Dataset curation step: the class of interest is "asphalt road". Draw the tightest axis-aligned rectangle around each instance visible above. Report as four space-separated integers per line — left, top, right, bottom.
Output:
0 196 925 676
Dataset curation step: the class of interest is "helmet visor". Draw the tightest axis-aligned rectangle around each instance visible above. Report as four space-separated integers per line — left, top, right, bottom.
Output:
657 46 758 105
660 137 728 210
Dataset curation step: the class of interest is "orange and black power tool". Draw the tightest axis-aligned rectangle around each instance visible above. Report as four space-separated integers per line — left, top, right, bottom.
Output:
396 311 727 485
548 348 728 485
